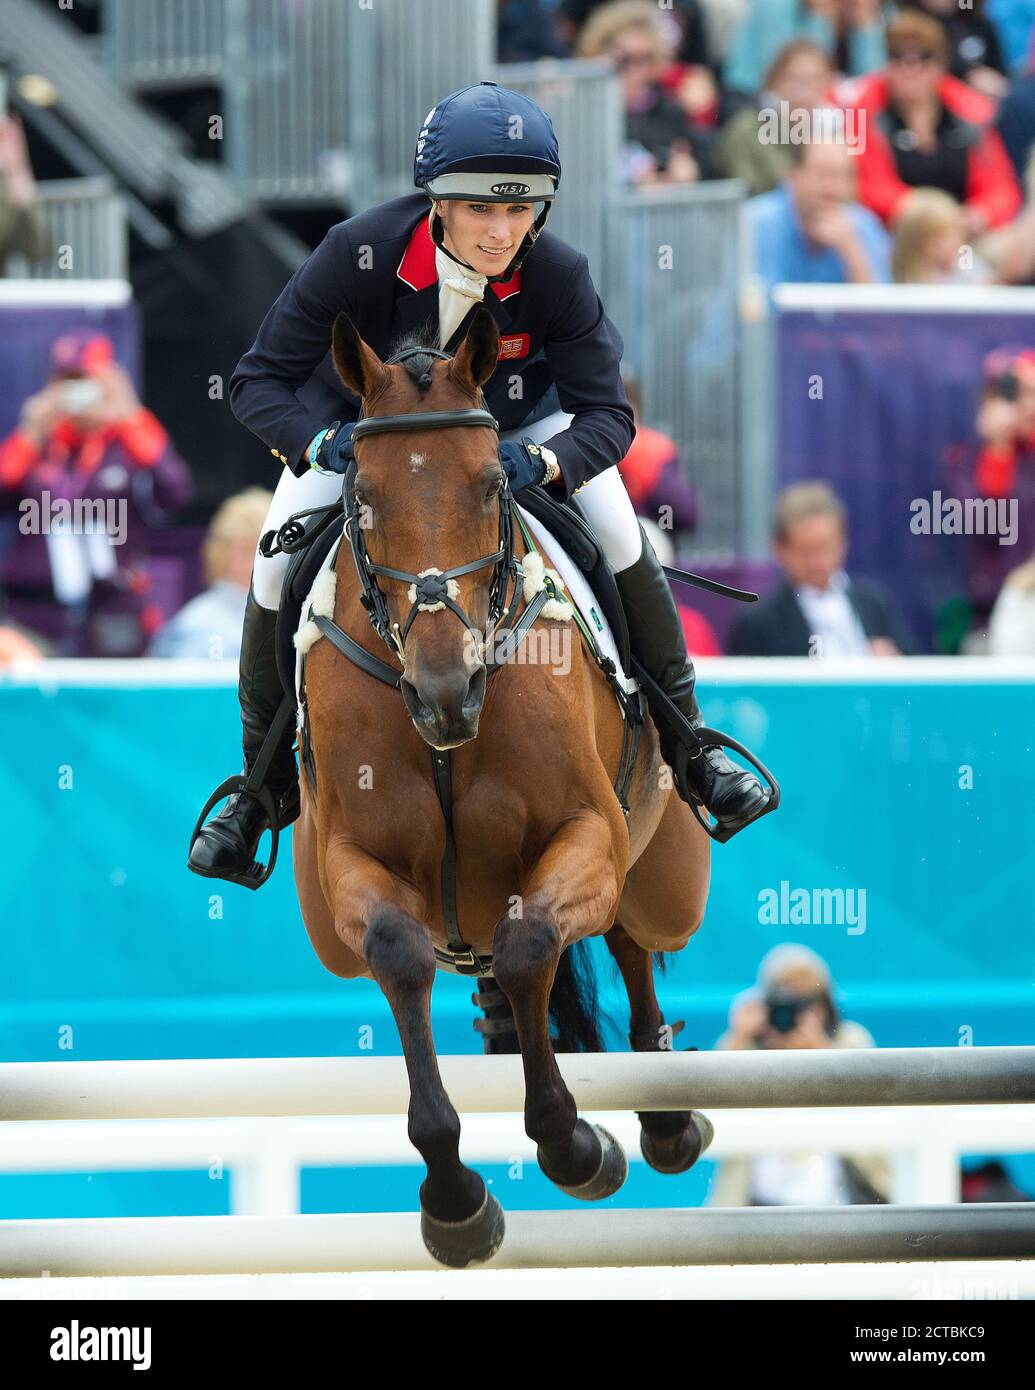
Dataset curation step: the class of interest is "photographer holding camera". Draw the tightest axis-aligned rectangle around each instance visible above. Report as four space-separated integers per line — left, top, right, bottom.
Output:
0 331 193 655
708 944 892 1206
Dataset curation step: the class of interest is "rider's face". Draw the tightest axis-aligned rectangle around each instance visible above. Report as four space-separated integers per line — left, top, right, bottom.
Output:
437 199 536 275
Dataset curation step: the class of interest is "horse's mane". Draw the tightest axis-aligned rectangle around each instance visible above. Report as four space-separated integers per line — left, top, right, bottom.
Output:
387 323 443 394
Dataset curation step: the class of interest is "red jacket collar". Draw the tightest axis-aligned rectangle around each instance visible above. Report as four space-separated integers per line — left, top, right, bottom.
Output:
396 212 522 300
848 70 996 125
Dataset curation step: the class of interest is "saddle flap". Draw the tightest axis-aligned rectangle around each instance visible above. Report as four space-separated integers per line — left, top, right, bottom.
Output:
275 512 344 696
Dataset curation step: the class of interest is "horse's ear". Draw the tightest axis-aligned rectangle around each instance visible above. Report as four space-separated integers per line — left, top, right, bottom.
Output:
450 305 499 393
331 313 388 400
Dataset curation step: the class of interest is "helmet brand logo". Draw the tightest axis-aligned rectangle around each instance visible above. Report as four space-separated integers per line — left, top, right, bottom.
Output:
491 182 531 196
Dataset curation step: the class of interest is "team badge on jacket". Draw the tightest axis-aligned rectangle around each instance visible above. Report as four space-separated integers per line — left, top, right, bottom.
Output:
498 333 530 360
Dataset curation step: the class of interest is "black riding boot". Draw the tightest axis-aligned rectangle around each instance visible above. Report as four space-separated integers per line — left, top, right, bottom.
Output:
188 585 300 884
614 525 771 837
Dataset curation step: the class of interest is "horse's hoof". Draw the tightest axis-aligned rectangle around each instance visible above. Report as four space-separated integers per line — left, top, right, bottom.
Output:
539 1121 628 1201
420 1190 506 1269
640 1110 714 1175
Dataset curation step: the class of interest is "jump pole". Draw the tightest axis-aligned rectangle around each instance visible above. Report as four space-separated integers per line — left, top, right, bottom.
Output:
1 1047 1033 1121
2 1204 1034 1277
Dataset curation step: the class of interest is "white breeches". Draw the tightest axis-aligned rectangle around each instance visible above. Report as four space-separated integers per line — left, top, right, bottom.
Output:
251 407 644 611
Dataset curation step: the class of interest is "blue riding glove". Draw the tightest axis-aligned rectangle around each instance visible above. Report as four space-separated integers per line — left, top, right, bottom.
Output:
498 436 548 492
308 420 356 475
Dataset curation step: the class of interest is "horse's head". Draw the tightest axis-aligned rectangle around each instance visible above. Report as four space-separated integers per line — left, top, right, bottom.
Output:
331 307 506 750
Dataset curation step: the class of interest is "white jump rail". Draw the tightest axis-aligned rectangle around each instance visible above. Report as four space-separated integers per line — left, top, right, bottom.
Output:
3 1204 1034 1278
1 1047 1032 1120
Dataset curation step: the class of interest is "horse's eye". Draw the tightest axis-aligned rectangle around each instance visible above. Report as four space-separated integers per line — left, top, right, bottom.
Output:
485 475 503 501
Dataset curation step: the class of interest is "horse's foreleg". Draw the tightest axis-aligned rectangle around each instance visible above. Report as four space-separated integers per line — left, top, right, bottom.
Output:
492 813 628 1201
327 852 504 1267
605 922 714 1174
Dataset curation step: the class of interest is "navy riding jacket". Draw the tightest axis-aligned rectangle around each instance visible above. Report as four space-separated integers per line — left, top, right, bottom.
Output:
228 193 635 498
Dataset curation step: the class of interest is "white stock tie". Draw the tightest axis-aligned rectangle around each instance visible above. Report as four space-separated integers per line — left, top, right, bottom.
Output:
436 245 488 351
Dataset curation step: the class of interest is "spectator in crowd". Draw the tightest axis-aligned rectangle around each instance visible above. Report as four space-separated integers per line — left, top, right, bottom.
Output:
149 487 272 660
709 944 891 1207
559 0 713 68
900 0 1008 98
0 73 51 275
891 186 994 282
968 347 1035 618
729 481 915 656
844 11 1022 235
746 135 892 294
575 0 714 185
617 369 698 542
716 40 836 195
0 331 193 656
724 0 888 101
496 0 571 63
987 550 1035 653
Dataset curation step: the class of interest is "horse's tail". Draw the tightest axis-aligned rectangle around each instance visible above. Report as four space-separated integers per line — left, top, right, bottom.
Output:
549 940 607 1053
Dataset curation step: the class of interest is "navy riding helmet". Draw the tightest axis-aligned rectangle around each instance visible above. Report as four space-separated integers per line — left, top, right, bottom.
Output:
414 80 562 280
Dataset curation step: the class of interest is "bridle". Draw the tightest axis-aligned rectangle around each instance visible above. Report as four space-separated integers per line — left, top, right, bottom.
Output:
343 344 522 667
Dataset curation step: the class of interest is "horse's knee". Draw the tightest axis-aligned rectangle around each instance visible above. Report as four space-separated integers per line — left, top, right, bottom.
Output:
362 908 435 991
491 912 561 997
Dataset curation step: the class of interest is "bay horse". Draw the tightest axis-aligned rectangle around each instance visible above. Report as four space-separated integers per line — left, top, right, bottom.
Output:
292 306 711 1267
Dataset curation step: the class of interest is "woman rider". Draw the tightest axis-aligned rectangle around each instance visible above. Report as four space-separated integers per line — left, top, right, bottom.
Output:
189 81 772 885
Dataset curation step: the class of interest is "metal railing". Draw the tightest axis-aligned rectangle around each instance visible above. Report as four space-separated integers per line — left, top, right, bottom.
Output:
221 0 353 203
347 0 497 210
103 0 497 205
4 177 128 280
104 0 226 87
605 181 747 555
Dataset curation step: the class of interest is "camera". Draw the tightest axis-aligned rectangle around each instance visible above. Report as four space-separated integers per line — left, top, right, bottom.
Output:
765 987 812 1035
61 379 102 414
989 371 1020 402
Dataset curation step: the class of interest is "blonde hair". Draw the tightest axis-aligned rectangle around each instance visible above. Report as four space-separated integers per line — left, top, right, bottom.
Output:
772 481 846 543
203 487 273 585
891 188 963 283
575 0 667 61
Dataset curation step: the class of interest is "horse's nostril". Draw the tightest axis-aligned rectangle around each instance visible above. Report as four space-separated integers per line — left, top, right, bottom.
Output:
462 665 487 717
400 678 434 727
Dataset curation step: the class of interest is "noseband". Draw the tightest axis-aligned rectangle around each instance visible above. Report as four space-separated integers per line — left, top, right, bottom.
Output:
344 345 521 663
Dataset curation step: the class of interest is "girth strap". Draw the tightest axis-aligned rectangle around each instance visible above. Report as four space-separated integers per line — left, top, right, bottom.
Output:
429 748 485 975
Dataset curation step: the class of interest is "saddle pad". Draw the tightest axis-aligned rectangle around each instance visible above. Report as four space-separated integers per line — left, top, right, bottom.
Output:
516 504 634 692
293 508 634 709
